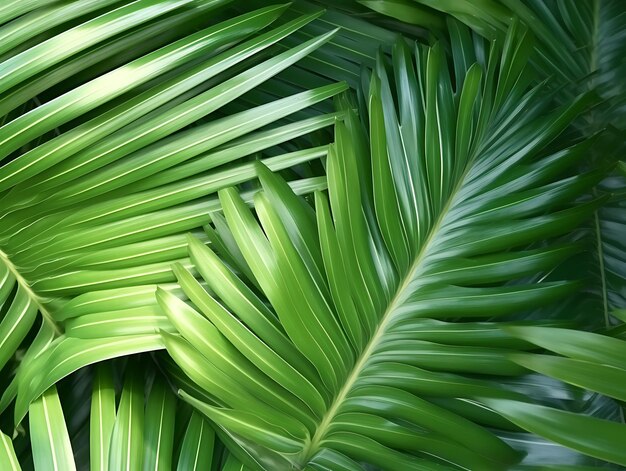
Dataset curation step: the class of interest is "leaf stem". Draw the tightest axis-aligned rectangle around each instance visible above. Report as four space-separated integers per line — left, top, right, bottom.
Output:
593 209 609 327
301 186 459 464
0 248 62 335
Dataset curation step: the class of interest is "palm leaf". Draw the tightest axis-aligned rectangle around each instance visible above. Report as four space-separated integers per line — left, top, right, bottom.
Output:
160 22 622 469
355 0 626 118
0 432 21 471
0 2 346 439
1 2 623 469
348 0 626 326
20 358 247 470
109 364 144 471
176 411 216 471
594 174 626 323
90 364 116 471
505 325 626 394
29 385 76 471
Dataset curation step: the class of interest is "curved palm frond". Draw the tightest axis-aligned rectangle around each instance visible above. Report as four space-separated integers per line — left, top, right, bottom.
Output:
0 0 347 442
339 0 626 332
11 359 247 471
158 22 625 470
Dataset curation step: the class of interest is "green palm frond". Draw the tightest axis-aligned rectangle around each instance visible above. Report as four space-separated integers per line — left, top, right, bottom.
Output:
341 0 626 330
17 360 245 470
0 430 19 470
0 2 624 470
0 0 346 447
355 0 626 121
159 22 625 470
29 385 75 471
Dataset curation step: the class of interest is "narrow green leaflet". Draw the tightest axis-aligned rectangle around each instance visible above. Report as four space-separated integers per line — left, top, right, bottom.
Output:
109 366 145 471
0 2 342 437
0 4 293 190
0 285 38 371
0 0 122 58
511 353 626 402
483 398 626 467
505 326 626 369
13 335 164 424
90 364 116 471
0 0 60 24
176 412 215 471
143 377 177 471
0 0 193 96
0 321 56 414
29 385 76 471
0 432 20 471
163 22 607 470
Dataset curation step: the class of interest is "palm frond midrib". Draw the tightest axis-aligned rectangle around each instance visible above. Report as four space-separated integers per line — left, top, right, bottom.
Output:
0 248 59 334
300 153 471 462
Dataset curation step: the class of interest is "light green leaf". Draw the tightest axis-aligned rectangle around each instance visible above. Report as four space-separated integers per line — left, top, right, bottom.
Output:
484 399 626 467
29 385 76 471
176 412 215 471
14 335 163 425
0 432 20 471
168 20 602 469
90 363 116 471
505 326 626 369
510 353 626 402
143 377 177 471
109 366 145 471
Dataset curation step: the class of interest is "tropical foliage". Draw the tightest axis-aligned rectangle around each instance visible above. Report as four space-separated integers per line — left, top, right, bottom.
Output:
0 1 624 470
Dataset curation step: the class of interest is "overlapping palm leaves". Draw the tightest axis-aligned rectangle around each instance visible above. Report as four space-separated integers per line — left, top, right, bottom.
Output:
157 21 626 470
344 0 626 422
0 1 625 470
354 0 626 421
359 0 626 114
351 0 626 320
0 1 350 468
